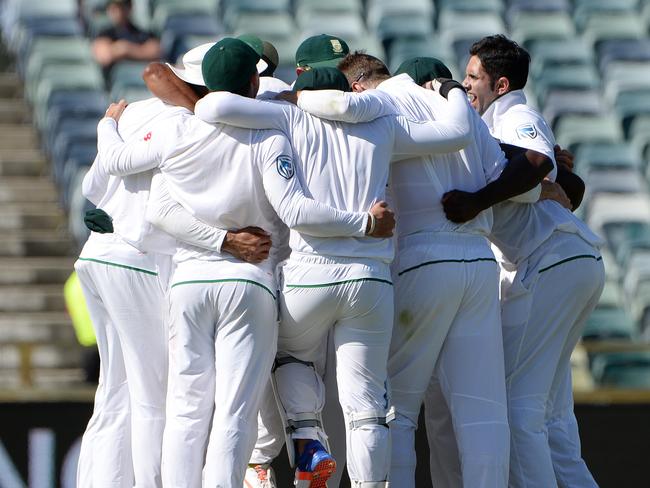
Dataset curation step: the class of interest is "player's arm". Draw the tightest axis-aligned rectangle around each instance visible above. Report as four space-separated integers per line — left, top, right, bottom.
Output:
143 62 199 112
553 167 585 210
81 155 110 205
259 133 393 238
442 144 553 223
293 89 398 123
145 172 272 263
194 91 291 131
389 88 474 159
97 100 168 176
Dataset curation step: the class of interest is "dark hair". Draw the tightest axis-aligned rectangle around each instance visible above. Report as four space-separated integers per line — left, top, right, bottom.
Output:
469 35 530 91
336 51 391 86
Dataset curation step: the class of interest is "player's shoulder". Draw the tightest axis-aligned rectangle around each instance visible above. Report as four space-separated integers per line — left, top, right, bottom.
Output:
251 128 291 149
501 103 552 142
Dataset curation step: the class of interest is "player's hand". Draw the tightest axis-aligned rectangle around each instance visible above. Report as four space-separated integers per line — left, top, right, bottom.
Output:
222 227 272 264
105 100 127 121
540 180 572 210
275 90 299 105
441 190 483 223
425 78 466 99
554 145 574 172
366 201 395 238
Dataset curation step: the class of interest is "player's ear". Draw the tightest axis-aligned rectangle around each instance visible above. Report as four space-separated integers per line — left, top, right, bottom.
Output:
495 76 510 96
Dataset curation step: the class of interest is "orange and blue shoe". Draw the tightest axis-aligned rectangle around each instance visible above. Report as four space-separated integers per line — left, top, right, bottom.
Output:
294 440 337 488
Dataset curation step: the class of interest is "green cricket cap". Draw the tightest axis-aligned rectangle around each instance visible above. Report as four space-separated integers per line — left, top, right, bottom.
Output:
238 34 279 75
295 34 350 69
293 67 351 92
202 37 261 92
395 57 453 85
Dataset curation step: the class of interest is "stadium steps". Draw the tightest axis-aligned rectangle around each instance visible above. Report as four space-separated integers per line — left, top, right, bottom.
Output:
0 71 84 389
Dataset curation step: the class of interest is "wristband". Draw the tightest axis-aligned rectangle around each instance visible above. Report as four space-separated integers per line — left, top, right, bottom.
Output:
367 212 377 235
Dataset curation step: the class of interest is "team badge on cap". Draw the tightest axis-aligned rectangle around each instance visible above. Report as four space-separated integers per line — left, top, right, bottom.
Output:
276 155 295 179
330 39 344 53
516 123 538 139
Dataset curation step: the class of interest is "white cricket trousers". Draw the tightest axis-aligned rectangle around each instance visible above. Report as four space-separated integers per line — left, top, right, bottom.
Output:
161 259 278 488
389 232 509 488
275 255 394 484
500 232 603 488
75 237 169 488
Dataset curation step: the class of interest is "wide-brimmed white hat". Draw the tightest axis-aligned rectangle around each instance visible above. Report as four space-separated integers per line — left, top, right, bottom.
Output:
166 41 268 86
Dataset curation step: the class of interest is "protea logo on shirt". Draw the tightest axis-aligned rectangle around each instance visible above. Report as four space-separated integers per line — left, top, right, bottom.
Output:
516 123 538 139
276 155 295 179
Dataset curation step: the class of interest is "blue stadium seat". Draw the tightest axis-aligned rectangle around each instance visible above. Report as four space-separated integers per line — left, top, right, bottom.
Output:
591 352 650 388
160 14 222 62
597 39 650 73
582 308 636 341
542 90 604 130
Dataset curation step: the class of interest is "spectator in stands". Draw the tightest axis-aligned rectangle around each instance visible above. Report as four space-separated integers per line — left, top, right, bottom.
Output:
92 0 160 74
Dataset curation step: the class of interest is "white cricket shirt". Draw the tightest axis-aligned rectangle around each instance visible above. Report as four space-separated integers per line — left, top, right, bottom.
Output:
96 111 369 283
195 89 473 269
83 98 228 259
483 90 603 266
297 74 524 240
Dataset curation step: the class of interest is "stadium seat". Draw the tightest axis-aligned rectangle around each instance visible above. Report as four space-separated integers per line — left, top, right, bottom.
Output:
574 143 643 174
436 0 504 14
596 279 625 309
367 0 435 33
573 0 641 31
554 114 623 152
151 0 219 34
231 12 296 40
528 38 594 78
542 90 604 130
509 12 576 46
602 221 650 254
603 62 650 106
614 89 650 136
533 65 601 107
591 352 650 388
584 193 650 235
597 39 650 73
438 11 506 45
298 12 367 41
582 307 636 341
109 61 149 93
506 0 570 25
160 14 222 62
295 0 363 28
373 13 434 42
581 13 647 47
628 115 650 158
584 169 646 195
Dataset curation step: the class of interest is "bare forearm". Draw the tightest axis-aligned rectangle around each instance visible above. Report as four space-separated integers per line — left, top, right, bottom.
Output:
143 62 198 112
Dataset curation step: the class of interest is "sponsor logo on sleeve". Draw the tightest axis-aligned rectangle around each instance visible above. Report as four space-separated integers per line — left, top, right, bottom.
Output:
276 155 295 179
516 123 538 139
143 131 152 141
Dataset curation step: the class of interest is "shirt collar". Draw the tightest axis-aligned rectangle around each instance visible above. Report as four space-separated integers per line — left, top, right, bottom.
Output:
482 89 527 132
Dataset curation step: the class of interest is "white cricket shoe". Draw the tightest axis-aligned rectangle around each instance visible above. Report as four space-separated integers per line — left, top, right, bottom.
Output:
244 464 277 488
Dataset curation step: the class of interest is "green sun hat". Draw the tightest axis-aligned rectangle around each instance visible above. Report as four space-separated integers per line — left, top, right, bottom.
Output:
295 34 350 69
202 37 261 92
395 57 453 85
293 67 351 92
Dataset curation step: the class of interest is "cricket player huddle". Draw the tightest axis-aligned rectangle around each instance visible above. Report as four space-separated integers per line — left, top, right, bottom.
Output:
75 31 605 488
